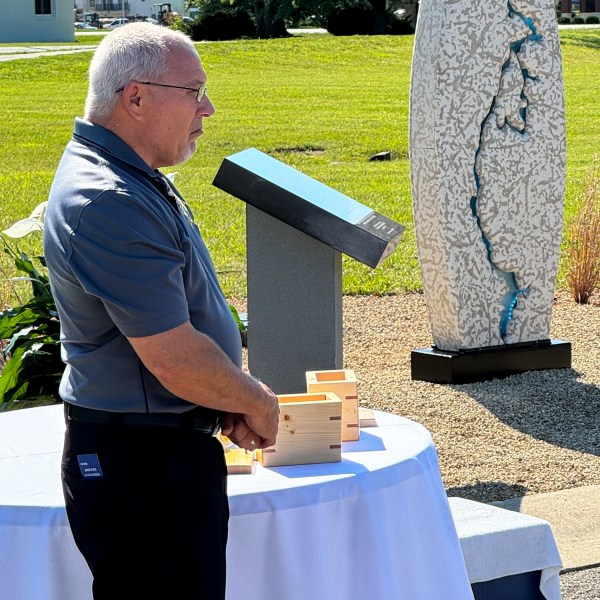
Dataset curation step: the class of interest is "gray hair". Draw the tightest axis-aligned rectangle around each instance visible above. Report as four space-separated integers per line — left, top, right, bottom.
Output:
84 23 197 123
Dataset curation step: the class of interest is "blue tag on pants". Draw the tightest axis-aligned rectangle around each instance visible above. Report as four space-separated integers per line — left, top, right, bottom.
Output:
77 453 104 479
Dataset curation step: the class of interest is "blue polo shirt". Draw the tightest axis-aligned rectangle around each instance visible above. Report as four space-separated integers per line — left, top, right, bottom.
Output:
44 118 242 413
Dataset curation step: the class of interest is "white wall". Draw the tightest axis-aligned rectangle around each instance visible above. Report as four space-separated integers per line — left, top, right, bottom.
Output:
0 0 75 43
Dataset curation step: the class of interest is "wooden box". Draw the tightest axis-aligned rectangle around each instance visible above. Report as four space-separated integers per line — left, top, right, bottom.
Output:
305 369 359 441
260 392 342 467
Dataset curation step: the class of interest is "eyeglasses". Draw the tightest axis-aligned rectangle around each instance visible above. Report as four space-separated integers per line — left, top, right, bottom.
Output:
115 81 208 102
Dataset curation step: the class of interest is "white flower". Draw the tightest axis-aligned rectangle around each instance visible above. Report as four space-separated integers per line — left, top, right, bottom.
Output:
2 202 48 238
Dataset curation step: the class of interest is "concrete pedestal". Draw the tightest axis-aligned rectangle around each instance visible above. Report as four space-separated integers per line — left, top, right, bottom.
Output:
246 206 343 394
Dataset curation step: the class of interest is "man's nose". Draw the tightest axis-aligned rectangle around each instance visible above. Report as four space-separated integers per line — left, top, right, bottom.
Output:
198 94 215 117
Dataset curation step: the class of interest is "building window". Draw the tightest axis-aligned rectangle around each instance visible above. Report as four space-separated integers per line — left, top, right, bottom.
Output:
35 0 52 15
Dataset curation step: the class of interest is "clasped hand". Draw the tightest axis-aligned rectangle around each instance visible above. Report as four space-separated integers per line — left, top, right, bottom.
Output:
220 380 279 451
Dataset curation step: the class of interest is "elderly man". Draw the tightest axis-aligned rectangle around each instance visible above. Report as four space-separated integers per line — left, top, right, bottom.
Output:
43 23 279 599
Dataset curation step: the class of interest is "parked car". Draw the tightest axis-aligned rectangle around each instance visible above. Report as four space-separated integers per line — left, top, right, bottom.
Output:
74 22 98 30
105 18 129 30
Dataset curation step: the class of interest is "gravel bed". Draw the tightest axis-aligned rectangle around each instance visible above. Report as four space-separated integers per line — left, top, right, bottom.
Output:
236 289 600 504
342 290 600 503
561 566 600 600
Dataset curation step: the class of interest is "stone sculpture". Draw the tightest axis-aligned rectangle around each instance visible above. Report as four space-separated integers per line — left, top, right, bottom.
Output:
410 0 566 352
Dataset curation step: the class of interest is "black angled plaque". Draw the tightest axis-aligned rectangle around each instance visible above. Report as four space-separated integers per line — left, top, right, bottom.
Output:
213 148 405 268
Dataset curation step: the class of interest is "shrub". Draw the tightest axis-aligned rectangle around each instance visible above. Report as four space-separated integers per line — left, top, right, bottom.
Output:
387 14 415 35
566 155 600 304
572 16 585 24
557 16 572 24
169 15 191 33
585 15 600 24
190 1 254 41
327 0 374 36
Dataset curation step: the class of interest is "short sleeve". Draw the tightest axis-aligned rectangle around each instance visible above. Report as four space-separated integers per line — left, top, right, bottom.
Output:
68 190 190 337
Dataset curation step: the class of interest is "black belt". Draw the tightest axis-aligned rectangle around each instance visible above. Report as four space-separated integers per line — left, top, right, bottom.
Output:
65 403 222 436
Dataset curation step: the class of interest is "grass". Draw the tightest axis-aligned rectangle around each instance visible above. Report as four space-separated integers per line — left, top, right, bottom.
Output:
0 29 599 305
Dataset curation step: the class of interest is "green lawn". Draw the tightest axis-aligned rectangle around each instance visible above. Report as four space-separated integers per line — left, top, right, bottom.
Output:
0 30 599 305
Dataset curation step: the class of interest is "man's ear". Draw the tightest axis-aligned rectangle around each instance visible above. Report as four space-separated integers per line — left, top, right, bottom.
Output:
120 82 144 119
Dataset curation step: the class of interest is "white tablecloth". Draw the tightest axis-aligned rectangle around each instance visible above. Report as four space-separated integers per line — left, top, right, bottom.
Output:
0 405 474 600
449 497 562 600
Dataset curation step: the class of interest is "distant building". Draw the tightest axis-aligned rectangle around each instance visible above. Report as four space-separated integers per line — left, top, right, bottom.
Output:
561 0 600 16
0 0 74 43
75 0 185 20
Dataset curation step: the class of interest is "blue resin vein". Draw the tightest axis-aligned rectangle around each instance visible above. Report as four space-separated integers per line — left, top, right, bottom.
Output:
470 2 539 340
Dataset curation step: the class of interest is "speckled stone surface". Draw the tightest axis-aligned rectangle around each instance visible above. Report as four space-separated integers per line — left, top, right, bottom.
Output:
410 0 566 351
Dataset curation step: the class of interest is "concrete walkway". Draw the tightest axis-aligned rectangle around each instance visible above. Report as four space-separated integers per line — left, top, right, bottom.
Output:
0 46 95 62
493 485 600 572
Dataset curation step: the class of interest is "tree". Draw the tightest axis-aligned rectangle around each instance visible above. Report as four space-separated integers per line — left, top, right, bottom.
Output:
252 0 289 38
185 0 334 38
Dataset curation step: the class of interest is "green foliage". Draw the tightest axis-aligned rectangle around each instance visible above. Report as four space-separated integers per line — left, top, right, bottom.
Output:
586 16 600 24
169 15 192 33
0 238 62 409
229 305 248 346
187 0 292 38
325 0 413 36
327 0 374 35
558 16 572 24
189 1 255 40
387 15 415 36
229 305 247 334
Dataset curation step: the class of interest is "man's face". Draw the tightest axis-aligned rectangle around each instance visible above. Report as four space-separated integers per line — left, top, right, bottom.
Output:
142 45 215 169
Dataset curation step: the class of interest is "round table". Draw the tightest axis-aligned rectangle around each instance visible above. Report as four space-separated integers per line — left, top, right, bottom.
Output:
0 405 474 599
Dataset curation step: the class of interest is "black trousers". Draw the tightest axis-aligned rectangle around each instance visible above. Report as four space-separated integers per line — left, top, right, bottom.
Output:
62 416 229 600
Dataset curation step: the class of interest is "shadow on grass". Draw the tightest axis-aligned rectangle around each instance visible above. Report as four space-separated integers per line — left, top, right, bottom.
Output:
447 481 528 503
451 368 600 458
561 34 600 50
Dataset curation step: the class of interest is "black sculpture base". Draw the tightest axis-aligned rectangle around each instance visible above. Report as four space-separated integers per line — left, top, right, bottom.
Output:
411 339 571 384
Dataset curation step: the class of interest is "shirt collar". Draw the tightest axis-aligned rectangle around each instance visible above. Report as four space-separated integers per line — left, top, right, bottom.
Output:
72 117 161 182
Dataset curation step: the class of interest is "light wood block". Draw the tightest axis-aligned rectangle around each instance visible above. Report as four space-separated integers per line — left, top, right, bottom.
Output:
217 433 257 474
306 369 359 441
358 407 377 428
224 448 257 474
261 392 342 467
